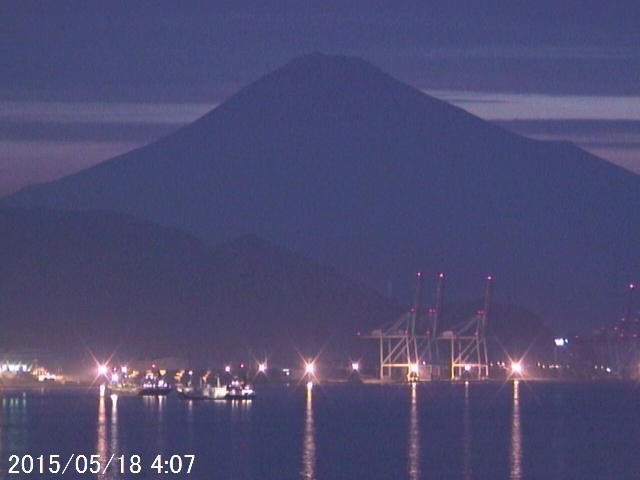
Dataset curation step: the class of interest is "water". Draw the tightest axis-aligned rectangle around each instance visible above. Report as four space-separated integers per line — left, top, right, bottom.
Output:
1 381 640 479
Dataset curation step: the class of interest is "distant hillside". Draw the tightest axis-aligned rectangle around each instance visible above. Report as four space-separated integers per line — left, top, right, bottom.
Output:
0 205 401 367
6 53 640 332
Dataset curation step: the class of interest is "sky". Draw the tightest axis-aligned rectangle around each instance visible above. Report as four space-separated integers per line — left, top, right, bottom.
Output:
2 1 640 195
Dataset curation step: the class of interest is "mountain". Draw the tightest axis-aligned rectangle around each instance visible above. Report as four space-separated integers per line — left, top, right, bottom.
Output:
6 53 640 331
0 205 401 366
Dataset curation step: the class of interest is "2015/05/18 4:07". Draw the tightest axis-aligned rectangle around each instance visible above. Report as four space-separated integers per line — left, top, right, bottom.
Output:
7 454 195 475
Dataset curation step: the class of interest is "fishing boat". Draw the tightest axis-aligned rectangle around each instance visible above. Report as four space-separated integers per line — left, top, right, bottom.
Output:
177 383 226 400
225 377 257 400
178 377 255 400
107 383 141 396
106 368 141 396
139 375 172 396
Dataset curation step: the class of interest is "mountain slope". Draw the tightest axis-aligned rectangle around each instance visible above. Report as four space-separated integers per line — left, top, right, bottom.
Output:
0 205 400 366
6 53 640 330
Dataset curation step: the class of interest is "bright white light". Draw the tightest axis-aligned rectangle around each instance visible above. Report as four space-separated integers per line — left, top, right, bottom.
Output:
512 362 522 374
352 362 359 371
258 363 267 373
99 384 106 396
410 363 419 374
464 364 471 372
111 373 119 383
306 381 313 389
306 362 315 375
225 365 231 373
121 366 128 374
188 370 193 376
606 367 612 373
554 338 568 347
98 365 108 376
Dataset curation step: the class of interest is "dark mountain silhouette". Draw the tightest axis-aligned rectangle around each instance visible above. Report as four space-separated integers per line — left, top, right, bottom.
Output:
6 53 640 331
0 205 401 367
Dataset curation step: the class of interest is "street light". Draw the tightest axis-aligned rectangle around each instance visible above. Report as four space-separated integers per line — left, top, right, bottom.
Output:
305 362 315 375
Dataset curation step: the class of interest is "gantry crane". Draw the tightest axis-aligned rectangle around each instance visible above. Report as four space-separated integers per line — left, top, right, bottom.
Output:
366 272 445 381
443 276 493 380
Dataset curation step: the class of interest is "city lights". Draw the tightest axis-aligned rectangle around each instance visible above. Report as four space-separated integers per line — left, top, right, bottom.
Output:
511 362 523 374
258 363 267 373
352 362 359 371
98 365 108 376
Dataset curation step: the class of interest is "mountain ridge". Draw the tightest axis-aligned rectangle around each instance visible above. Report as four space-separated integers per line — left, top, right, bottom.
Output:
5 53 639 331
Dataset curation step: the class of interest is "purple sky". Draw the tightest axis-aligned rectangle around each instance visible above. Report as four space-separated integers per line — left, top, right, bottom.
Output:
2 1 640 195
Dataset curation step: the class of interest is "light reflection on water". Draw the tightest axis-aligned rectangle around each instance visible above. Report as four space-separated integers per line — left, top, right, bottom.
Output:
510 380 522 480
462 381 472 480
6 383 639 479
95 394 121 479
95 394 107 474
301 383 315 480
2 394 28 455
408 383 420 480
110 395 118 456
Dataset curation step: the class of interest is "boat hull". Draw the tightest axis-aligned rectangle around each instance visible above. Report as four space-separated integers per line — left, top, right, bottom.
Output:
139 386 172 396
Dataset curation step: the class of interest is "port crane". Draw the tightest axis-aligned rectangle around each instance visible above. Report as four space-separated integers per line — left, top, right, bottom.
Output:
366 272 444 381
442 276 492 380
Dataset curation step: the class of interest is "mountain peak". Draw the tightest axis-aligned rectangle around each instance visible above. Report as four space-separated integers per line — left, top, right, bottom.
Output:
6 55 640 333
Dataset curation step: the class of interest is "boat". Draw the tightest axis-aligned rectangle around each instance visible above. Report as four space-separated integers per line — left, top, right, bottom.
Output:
139 376 172 396
105 368 141 396
177 383 226 400
225 377 257 400
177 377 256 400
107 383 141 396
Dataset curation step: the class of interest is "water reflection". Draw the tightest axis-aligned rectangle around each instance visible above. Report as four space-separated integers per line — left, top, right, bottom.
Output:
510 381 522 479
229 398 252 422
95 395 107 478
462 381 472 480
3 394 28 453
110 395 118 455
157 396 166 453
408 383 420 480
301 383 316 480
187 399 194 447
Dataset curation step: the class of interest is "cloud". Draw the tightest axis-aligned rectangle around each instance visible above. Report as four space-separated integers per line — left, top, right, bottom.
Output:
427 91 640 121
493 119 640 175
0 140 140 195
0 101 215 195
0 101 214 125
